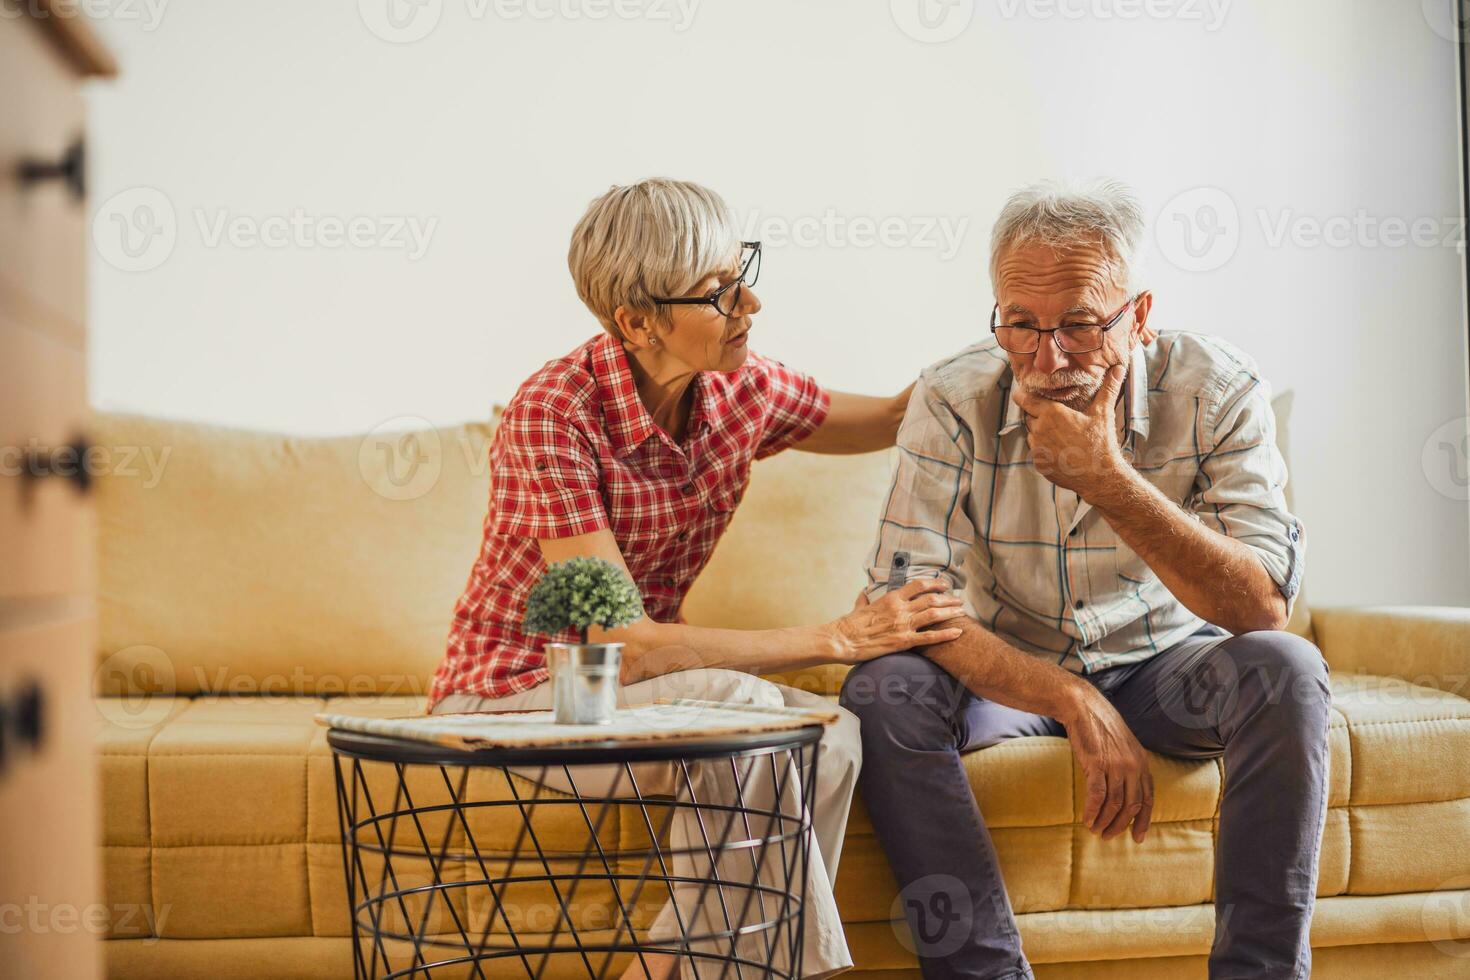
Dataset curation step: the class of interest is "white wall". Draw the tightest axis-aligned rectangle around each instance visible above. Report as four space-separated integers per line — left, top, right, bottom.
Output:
86 0 1470 607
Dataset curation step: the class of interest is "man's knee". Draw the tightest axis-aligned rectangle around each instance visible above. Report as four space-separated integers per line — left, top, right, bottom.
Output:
1230 630 1332 727
839 653 963 746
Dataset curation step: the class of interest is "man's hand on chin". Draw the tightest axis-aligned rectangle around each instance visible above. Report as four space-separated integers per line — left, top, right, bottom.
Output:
1012 362 1130 501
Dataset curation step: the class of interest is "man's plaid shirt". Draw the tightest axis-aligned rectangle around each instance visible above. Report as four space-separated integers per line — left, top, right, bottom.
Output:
863 330 1305 674
429 333 830 707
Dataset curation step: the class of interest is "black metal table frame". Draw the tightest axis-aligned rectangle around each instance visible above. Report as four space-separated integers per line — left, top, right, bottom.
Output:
329 727 824 980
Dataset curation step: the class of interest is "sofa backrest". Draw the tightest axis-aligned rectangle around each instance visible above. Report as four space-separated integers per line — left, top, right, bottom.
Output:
93 393 1307 698
93 412 495 698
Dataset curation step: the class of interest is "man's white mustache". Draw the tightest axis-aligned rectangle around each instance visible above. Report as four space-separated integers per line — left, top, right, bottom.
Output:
1019 370 1097 394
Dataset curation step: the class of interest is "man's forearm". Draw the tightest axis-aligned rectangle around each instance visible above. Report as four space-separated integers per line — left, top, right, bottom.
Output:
1088 464 1288 633
920 618 1097 722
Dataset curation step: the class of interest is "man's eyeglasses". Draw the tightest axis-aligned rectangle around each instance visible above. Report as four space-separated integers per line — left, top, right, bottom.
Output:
652 241 761 318
990 296 1136 354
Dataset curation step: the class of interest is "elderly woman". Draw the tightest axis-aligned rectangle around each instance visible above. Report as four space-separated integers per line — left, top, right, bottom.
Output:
427 178 964 979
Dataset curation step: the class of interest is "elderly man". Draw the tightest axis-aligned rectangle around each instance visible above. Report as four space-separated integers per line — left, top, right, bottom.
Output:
840 180 1330 980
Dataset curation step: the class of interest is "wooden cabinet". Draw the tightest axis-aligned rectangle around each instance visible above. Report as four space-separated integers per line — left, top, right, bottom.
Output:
0 6 115 980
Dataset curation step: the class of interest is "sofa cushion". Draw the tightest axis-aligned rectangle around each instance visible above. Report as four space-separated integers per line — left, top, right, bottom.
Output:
95 670 1470 944
92 412 496 697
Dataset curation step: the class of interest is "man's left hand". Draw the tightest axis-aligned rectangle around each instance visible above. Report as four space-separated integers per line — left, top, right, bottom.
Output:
1012 363 1129 500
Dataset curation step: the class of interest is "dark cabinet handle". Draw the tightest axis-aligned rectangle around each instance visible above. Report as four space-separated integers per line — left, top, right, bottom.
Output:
19 138 86 202
13 682 43 750
0 681 45 774
21 436 93 496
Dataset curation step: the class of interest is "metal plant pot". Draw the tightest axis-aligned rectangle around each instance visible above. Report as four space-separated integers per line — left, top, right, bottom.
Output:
545 642 622 725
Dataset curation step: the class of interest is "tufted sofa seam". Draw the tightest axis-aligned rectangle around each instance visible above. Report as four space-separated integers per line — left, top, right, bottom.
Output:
1066 757 1082 907
300 744 313 938
1343 794 1470 810
1336 717 1470 728
135 840 308 849
137 714 177 939
141 758 320 764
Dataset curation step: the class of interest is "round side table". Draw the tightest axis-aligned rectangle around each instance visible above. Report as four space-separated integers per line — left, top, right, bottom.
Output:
327 725 823 980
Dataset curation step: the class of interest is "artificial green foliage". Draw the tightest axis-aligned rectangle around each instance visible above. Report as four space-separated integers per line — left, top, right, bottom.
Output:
523 557 645 643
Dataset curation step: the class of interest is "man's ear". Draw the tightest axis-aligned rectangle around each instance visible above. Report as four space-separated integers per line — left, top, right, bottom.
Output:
613 305 657 351
1131 291 1157 345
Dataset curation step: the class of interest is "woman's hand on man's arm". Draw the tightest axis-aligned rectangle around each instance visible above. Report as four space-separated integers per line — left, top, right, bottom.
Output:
535 530 964 683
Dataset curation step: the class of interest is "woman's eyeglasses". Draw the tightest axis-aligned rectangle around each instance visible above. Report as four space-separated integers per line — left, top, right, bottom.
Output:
652 241 761 318
990 296 1136 354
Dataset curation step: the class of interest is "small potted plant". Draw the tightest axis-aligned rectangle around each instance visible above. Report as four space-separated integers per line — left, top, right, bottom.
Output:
523 557 645 724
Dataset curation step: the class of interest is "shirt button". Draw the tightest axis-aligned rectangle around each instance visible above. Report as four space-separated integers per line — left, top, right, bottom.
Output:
677 530 690 541
1074 599 1085 610
1069 527 1080 537
664 577 676 588
681 483 696 495
534 459 548 471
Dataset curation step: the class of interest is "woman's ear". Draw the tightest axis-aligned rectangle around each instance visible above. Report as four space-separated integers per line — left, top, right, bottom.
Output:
613 306 658 351
1131 291 1157 345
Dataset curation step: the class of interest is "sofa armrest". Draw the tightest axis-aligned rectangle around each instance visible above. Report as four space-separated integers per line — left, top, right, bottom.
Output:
1312 606 1470 695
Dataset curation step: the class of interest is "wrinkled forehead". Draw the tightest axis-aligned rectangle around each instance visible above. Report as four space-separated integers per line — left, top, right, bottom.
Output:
994 241 1123 317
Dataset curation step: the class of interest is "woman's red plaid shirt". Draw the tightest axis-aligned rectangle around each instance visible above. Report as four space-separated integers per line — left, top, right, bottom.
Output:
427 333 830 708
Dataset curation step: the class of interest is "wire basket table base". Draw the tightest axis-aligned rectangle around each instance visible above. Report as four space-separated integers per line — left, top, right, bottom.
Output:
329 729 822 980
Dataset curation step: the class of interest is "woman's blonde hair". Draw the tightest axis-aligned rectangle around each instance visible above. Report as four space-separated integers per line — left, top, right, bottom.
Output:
568 178 742 338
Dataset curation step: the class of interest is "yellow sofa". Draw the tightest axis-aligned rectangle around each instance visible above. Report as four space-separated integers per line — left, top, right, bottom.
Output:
90 410 1470 978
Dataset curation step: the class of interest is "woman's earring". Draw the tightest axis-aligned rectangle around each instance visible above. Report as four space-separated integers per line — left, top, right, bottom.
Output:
649 337 658 346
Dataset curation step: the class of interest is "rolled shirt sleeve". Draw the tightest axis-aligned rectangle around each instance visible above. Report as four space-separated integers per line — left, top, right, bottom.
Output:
489 400 610 540
862 372 977 611
751 353 832 459
1190 370 1306 612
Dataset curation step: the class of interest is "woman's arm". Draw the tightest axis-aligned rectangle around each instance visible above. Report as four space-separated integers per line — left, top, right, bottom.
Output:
538 529 963 684
797 384 915 455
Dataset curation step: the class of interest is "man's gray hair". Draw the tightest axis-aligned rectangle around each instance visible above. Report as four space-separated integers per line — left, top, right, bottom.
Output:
988 179 1146 295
